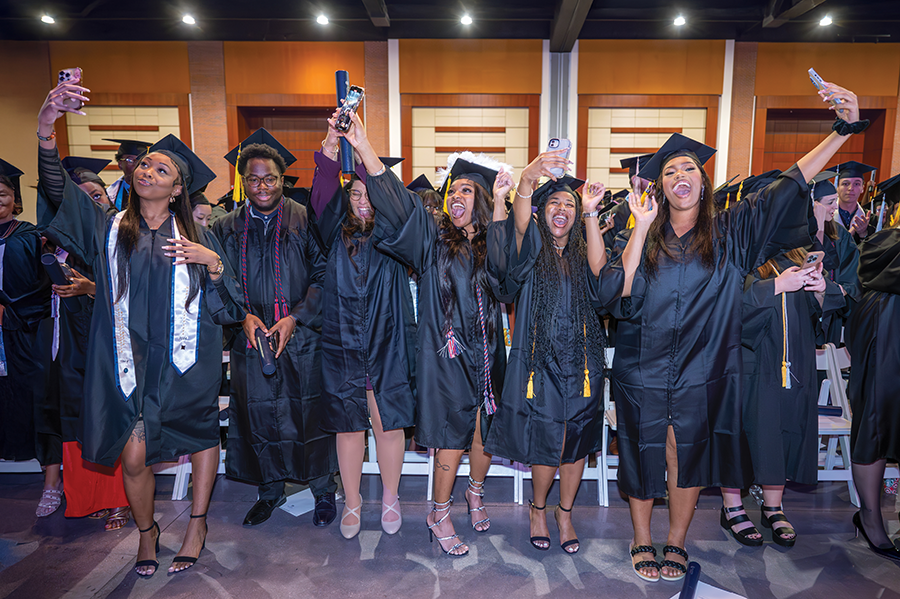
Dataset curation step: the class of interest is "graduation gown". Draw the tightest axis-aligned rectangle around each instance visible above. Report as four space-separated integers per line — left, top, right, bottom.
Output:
847 228 900 464
595 164 811 499
367 169 506 450
740 254 844 485
0 220 51 461
811 224 860 345
209 199 337 485
46 175 244 467
484 214 604 466
311 188 417 433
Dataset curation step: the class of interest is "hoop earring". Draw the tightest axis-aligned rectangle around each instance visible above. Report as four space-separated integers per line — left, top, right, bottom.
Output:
169 194 176 204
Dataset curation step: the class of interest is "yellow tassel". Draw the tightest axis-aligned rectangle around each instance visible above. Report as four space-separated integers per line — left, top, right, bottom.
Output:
626 213 635 229
583 368 591 397
233 143 244 204
891 204 900 228
782 362 788 387
725 192 730 210
526 372 534 399
503 328 511 347
736 180 744 204
442 180 451 216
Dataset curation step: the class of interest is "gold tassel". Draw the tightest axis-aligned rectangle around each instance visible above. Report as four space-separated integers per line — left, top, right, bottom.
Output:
891 204 900 228
583 368 591 397
503 328 511 347
781 361 788 388
626 213 635 229
735 180 744 204
526 372 534 398
725 192 730 210
233 143 244 204
442 180 451 216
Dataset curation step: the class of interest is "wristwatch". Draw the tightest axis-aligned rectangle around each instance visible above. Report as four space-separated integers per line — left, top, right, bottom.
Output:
207 258 224 276
582 210 600 218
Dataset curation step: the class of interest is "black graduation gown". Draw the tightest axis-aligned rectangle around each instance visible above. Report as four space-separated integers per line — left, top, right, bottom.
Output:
311 188 416 433
0 220 51 461
740 254 844 485
367 169 506 450
46 176 244 467
484 214 604 466
209 199 337 485
595 164 811 499
811 225 860 345
847 228 900 464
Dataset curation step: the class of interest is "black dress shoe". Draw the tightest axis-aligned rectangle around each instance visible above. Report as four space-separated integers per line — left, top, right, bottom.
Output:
313 492 337 527
243 495 287 526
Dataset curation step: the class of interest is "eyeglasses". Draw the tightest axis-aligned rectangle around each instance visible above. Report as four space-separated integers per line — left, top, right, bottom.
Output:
349 190 368 201
121 157 136 165
244 175 280 188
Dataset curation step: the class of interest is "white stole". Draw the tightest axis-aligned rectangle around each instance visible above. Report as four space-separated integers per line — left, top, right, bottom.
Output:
107 211 201 400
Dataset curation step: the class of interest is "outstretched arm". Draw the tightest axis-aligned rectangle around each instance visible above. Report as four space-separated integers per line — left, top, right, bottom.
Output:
619 191 658 297
796 82 861 182
582 180 609 277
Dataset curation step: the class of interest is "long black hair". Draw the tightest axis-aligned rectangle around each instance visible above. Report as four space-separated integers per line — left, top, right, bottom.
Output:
436 181 498 344
114 156 203 308
529 190 606 374
341 175 374 264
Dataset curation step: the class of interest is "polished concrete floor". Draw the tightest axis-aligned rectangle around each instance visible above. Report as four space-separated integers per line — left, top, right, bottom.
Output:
1 471 899 599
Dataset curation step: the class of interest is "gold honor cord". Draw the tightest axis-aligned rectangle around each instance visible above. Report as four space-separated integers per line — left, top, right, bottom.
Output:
773 265 792 390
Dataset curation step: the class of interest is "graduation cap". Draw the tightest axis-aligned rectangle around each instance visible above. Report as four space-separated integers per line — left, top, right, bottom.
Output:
823 161 876 182
0 158 24 212
103 139 152 158
436 152 510 195
224 128 297 169
620 153 655 179
189 191 210 208
407 173 434 192
611 189 629 202
283 185 310 205
877 173 900 203
283 175 299 188
61 156 110 185
637 133 716 182
713 171 780 209
809 170 838 200
356 157 404 186
531 175 585 208
148 134 217 196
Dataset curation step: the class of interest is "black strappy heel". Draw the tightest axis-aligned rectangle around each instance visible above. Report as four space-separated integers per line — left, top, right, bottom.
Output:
135 521 160 578
170 513 207 573
555 504 580 554
528 501 550 550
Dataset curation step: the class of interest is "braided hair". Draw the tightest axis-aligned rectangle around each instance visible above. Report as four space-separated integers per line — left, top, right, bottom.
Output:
529 189 607 374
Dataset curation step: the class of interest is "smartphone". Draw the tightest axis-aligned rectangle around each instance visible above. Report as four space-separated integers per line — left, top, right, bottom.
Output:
546 138 571 178
808 68 843 111
59 262 76 282
804 250 825 269
58 67 84 111
335 85 365 132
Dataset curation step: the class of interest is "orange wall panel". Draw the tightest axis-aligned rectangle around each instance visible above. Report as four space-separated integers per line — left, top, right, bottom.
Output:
399 40 542 94
49 42 191 94
755 43 900 97
578 40 726 95
223 42 366 95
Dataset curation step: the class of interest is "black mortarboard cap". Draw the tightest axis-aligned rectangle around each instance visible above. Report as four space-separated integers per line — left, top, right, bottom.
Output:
61 156 110 184
189 191 210 208
637 133 716 182
876 173 900 205
611 189 630 202
441 158 501 195
809 171 838 200
407 173 434 192
532 175 585 208
824 161 876 181
103 139 152 157
224 128 297 168
0 158 24 214
620 153 655 179
380 157 405 169
149 134 217 196
284 185 310 205
283 175 299 188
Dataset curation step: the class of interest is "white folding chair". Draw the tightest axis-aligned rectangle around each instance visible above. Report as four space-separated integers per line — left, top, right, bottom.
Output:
816 343 859 507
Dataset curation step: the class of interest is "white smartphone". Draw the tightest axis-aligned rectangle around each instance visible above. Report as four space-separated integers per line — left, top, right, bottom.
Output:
808 68 842 110
546 138 571 178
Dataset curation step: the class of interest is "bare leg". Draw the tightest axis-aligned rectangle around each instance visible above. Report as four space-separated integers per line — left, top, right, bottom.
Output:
43 464 61 490
336 430 365 529
530 464 555 549
664 425 701 579
427 448 468 555
721 487 761 540
368 390 405 525
629 494 658 580
169 445 218 573
121 424 158 576
465 411 493 531
760 485 794 542
556 459 585 553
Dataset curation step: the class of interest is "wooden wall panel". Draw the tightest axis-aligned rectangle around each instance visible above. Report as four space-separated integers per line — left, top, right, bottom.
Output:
223 42 366 95
756 43 900 98
578 40 726 95
399 40 542 94
49 42 191 94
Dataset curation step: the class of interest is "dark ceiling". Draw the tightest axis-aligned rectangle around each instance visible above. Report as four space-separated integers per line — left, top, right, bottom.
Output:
2 1 899 47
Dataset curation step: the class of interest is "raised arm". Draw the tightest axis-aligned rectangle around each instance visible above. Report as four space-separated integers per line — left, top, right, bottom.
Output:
581 180 610 277
513 150 569 253
619 191 658 297
492 170 514 222
795 82 861 182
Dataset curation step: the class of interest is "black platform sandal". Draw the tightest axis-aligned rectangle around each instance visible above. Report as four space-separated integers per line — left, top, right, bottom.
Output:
135 521 160 578
554 504 579 554
761 505 796 548
720 505 763 547
660 545 688 582
170 513 207 574
629 544 660 582
528 501 550 551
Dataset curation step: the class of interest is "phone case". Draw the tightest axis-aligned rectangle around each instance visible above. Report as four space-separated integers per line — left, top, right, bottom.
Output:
58 68 84 111
547 138 572 177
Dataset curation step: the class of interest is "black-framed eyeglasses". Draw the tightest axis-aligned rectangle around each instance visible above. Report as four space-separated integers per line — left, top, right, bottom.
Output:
244 175 280 188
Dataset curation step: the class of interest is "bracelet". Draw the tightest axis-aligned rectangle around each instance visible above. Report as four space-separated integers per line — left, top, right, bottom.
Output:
582 210 600 218
37 130 56 142
207 258 224 276
368 165 387 177
87 293 95 300
832 118 869 136
321 142 338 159
516 187 534 200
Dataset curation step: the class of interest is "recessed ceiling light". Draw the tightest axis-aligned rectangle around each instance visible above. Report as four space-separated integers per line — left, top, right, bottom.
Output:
819 15 833 26
41 15 55 24
317 15 329 25
674 15 686 26
182 14 196 25
461 14 473 25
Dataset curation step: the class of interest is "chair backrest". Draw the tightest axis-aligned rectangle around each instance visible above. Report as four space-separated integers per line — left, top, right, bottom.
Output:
603 347 615 411
823 343 852 419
